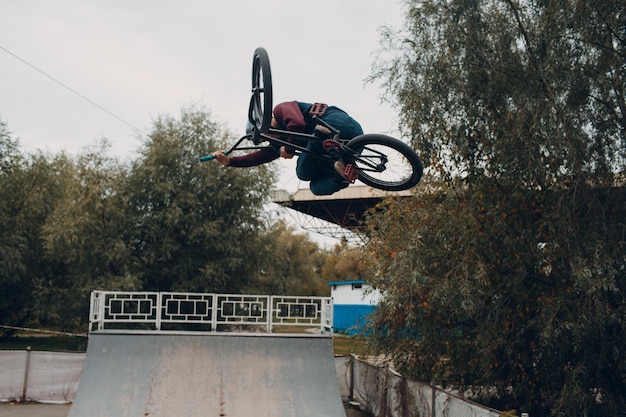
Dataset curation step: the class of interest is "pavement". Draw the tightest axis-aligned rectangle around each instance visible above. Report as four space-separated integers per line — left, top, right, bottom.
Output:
0 403 71 417
0 402 369 417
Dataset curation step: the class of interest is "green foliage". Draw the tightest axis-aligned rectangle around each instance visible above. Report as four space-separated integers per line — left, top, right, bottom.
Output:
0 120 32 329
1 105 326 336
245 220 330 296
367 1 626 416
0 121 76 332
39 140 138 328
0 336 87 352
123 105 276 292
322 240 364 283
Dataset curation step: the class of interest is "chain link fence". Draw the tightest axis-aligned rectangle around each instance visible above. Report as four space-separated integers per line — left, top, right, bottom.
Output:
0 349 84 403
335 355 502 417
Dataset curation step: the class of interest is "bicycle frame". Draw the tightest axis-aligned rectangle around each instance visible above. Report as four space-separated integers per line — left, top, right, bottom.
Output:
200 116 346 164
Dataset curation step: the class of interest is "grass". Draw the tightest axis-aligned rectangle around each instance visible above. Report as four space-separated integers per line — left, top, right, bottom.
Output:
332 334 370 356
0 335 88 352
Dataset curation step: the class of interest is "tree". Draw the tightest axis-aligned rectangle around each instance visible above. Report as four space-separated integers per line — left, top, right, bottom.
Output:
124 105 276 292
40 140 139 328
366 1 626 416
244 220 330 296
0 120 31 333
0 120 78 332
322 240 364 283
2 104 328 333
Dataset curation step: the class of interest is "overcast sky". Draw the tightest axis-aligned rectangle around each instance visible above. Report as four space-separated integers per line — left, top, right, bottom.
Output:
2 0 406 196
2 1 408 244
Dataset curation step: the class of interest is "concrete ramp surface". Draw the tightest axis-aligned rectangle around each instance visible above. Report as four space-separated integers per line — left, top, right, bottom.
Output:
68 333 346 417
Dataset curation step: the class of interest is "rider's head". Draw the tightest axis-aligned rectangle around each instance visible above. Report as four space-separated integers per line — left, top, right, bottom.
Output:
246 118 278 134
245 120 254 135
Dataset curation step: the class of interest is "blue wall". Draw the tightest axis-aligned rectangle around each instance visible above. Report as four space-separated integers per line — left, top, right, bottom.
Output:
333 304 374 335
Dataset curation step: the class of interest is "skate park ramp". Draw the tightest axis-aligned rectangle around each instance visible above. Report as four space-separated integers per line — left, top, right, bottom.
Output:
68 332 346 417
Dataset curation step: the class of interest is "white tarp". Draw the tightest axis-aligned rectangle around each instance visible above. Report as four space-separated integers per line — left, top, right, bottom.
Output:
0 350 84 403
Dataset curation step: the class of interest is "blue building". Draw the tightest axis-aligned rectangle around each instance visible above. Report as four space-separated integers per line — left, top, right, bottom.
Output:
327 280 381 335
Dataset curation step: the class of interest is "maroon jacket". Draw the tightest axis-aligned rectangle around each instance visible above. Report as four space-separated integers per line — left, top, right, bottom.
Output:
227 101 308 167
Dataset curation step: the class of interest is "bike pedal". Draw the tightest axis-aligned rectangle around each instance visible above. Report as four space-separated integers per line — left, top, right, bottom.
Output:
346 164 359 183
344 163 358 183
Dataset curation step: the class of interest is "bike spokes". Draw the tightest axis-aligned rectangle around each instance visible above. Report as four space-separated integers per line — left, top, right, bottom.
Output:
347 134 423 191
249 48 273 135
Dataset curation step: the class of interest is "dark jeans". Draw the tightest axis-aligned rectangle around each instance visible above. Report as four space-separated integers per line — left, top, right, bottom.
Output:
296 107 363 195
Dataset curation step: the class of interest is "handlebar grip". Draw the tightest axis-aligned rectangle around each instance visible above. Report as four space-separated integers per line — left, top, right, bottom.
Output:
199 154 216 162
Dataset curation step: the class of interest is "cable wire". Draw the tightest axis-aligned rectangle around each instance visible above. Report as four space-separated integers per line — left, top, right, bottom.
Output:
0 44 148 137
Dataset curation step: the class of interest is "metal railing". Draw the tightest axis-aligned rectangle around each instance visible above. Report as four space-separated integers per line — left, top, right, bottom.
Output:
89 291 333 334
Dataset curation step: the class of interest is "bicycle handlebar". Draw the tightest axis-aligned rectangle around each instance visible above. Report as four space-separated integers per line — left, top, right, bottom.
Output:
199 150 231 162
198 134 268 163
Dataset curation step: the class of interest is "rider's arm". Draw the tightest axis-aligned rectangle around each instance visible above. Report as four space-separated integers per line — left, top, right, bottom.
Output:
227 147 280 167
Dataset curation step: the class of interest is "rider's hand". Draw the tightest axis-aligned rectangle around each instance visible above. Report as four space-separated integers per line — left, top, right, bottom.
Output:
280 146 294 159
212 150 230 166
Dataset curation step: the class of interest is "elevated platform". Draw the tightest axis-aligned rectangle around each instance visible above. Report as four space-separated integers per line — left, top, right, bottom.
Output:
271 186 414 243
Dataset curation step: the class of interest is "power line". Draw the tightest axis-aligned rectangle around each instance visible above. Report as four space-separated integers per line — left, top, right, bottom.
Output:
0 324 88 337
0 45 148 137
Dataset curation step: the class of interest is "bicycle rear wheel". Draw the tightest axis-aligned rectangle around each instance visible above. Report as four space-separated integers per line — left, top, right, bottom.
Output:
347 134 423 191
248 47 273 136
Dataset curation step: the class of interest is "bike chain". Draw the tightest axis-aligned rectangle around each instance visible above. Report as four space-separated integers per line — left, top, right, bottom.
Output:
323 139 356 159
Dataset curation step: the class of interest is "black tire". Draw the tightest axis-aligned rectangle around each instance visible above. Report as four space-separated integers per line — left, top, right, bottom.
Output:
248 47 273 136
346 134 423 191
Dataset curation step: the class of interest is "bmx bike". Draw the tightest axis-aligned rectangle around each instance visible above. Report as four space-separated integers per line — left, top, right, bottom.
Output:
200 47 423 192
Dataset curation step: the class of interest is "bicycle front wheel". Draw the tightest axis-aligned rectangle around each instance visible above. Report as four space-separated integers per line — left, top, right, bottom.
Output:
347 134 423 191
248 47 273 134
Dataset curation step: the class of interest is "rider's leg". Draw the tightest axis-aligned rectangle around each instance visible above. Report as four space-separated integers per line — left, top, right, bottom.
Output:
298 109 364 194
321 109 364 139
296 142 325 181
298 150 349 195
296 153 315 181
298 111 363 178
309 175 349 196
